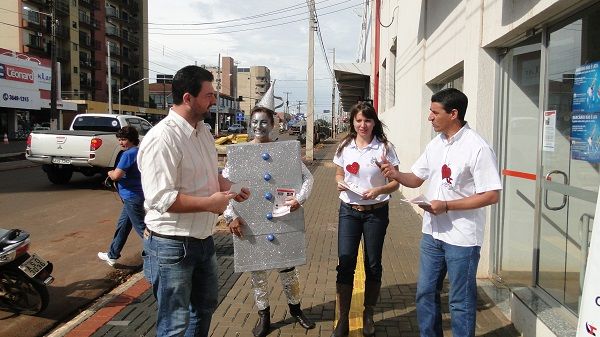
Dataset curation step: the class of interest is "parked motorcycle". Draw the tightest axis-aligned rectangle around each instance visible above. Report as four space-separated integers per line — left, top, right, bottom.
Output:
0 228 54 315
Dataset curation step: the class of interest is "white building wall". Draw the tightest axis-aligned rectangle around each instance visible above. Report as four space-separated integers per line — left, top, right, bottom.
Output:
372 0 599 277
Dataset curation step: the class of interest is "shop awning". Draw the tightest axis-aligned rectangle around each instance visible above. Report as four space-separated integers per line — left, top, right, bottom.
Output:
334 63 370 112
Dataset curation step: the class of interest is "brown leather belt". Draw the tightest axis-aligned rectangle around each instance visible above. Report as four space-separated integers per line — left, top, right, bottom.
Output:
144 229 204 242
345 201 389 212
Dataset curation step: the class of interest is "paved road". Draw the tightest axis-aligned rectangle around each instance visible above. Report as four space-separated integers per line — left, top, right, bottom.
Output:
0 166 143 337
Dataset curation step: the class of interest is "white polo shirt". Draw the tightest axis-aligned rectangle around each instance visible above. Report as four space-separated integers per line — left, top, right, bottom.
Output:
138 110 220 239
333 137 400 205
411 123 502 247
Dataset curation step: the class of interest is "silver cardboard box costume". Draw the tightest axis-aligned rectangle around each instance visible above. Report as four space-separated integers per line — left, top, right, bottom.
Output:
226 140 306 272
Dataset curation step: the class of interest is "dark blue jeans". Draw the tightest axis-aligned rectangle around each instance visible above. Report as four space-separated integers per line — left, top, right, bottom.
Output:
143 234 219 337
416 234 481 337
107 195 146 259
336 201 389 285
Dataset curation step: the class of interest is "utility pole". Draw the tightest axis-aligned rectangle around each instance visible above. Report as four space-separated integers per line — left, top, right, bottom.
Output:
330 48 336 139
49 0 57 124
283 91 291 115
107 41 113 114
306 0 315 161
215 53 221 136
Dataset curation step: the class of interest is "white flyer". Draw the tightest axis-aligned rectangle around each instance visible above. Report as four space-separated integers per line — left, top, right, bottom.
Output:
337 180 367 196
272 188 296 217
401 194 431 206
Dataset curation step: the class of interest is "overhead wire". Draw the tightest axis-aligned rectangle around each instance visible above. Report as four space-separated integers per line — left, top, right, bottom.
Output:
148 0 354 31
148 2 366 36
146 0 336 26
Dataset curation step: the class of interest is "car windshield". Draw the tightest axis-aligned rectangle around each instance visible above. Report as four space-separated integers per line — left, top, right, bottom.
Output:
72 116 120 132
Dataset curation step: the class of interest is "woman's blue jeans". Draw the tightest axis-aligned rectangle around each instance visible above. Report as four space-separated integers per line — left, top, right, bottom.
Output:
416 234 481 337
107 195 145 259
142 234 219 337
336 201 389 285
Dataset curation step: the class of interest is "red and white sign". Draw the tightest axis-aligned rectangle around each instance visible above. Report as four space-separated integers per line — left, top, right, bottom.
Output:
0 64 35 83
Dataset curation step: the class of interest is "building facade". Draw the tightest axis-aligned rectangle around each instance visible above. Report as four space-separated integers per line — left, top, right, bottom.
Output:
0 0 149 118
352 0 600 335
236 65 270 117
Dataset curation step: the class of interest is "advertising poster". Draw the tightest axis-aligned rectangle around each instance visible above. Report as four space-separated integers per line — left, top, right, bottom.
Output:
576 189 600 337
572 61 600 162
543 110 556 152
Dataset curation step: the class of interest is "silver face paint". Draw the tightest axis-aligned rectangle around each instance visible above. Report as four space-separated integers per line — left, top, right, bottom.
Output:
251 112 273 139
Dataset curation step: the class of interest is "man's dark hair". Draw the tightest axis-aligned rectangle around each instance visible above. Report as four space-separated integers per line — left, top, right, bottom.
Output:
116 126 140 146
171 65 214 105
431 88 468 122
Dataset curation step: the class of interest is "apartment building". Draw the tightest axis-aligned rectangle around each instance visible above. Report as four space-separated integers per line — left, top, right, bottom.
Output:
236 65 270 117
0 0 151 135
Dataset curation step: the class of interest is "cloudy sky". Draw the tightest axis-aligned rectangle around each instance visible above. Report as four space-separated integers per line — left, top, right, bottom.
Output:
147 0 368 118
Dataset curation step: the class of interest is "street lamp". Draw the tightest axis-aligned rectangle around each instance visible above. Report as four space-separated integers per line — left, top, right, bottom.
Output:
118 77 147 114
24 5 57 124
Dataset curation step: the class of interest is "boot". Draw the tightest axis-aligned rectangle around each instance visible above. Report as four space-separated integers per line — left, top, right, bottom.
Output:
362 281 381 337
289 303 316 329
252 307 271 337
331 283 353 337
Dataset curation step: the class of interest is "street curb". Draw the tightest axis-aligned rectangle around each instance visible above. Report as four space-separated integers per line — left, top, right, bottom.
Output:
46 272 148 337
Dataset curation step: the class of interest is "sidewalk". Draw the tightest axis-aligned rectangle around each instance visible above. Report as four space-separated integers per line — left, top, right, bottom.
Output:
47 136 519 337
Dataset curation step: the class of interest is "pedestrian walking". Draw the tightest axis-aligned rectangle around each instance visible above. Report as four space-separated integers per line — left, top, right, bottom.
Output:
223 94 315 337
331 101 400 337
137 65 250 337
97 126 145 267
380 88 502 337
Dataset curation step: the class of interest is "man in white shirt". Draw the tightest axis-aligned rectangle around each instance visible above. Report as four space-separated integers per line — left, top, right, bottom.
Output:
138 65 250 337
380 88 501 337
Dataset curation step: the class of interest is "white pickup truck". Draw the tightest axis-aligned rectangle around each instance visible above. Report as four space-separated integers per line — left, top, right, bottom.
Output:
26 113 153 184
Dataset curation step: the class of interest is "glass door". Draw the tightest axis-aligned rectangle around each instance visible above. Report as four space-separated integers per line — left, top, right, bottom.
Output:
496 36 541 287
538 6 600 314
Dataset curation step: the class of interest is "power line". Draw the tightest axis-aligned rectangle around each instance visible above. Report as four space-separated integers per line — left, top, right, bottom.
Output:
148 0 354 31
149 2 365 36
146 0 336 26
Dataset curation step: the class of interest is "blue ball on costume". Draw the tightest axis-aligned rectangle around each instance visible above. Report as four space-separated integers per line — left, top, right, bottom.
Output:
261 152 270 161
263 173 272 181
267 234 275 241
264 192 273 200
266 212 273 220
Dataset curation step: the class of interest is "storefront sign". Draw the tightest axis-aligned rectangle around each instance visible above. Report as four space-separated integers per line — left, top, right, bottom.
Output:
577 189 600 337
572 61 600 163
0 53 51 91
542 110 556 152
0 85 41 110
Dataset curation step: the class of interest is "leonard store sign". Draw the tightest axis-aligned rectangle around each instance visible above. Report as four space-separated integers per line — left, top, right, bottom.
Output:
0 49 51 109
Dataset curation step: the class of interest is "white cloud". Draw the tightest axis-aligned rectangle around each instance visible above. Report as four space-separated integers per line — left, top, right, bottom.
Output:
148 0 365 115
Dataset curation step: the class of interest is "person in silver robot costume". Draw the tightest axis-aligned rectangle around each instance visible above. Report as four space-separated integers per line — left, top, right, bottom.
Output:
222 86 315 337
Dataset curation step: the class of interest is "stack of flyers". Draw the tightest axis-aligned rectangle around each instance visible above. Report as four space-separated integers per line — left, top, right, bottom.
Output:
272 188 296 217
337 180 367 196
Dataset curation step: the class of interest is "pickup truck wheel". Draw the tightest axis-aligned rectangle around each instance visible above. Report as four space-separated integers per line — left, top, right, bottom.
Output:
46 166 73 184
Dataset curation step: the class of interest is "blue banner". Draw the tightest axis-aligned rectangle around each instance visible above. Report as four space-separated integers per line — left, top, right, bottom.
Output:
572 61 600 162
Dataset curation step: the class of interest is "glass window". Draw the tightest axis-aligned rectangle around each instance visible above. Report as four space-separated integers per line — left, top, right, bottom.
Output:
538 3 600 314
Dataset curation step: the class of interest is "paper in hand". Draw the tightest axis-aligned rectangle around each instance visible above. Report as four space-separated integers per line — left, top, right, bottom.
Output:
401 194 431 206
337 180 367 196
229 181 248 195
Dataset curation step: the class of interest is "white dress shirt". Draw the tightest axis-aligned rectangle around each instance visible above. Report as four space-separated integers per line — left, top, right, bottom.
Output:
138 110 220 239
411 123 502 247
333 137 400 205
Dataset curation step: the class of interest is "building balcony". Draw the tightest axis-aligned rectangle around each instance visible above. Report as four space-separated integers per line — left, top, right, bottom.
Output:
106 26 120 38
108 45 120 56
79 0 92 9
24 38 46 53
79 33 92 48
110 66 120 76
56 0 70 16
80 77 93 88
55 25 69 39
106 6 120 20
80 59 94 69
22 0 46 6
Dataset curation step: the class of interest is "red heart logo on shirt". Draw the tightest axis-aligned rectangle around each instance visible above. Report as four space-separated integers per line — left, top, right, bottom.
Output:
346 162 360 174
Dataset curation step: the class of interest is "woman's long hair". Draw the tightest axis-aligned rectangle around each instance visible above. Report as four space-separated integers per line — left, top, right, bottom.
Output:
336 102 389 157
